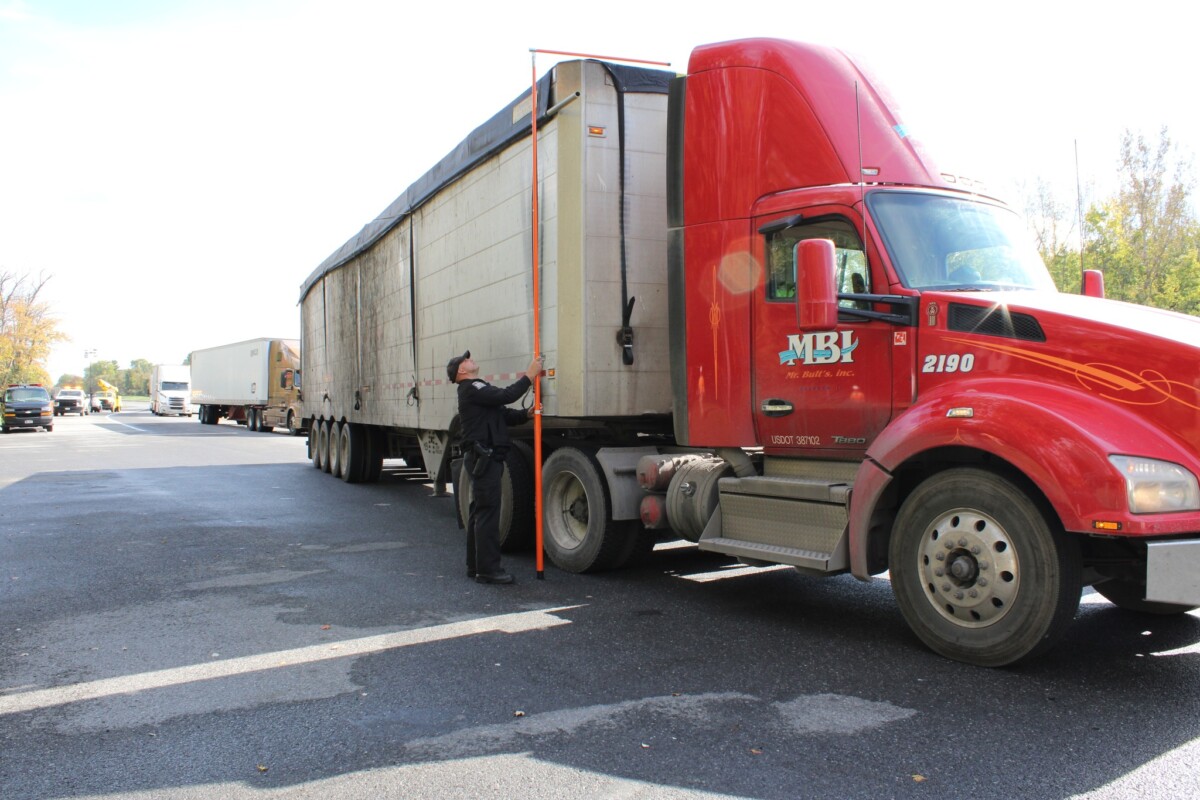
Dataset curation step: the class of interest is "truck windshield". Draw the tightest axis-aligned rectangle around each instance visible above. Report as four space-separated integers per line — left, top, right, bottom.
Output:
868 192 1056 292
162 382 188 391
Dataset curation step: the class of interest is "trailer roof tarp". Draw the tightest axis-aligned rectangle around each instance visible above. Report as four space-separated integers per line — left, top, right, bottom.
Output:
299 61 673 302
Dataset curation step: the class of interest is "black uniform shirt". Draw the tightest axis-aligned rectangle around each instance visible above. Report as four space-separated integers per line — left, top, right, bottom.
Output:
457 375 531 452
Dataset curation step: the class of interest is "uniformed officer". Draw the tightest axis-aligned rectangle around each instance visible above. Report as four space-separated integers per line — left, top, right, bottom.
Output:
448 349 543 584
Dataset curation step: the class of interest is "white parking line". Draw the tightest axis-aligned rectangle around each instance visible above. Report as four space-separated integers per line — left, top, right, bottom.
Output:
0 606 580 716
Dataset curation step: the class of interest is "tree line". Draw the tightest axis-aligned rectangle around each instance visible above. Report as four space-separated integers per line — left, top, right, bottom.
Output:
56 359 157 397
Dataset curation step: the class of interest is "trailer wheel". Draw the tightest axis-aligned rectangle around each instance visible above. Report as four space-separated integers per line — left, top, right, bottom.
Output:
889 468 1082 667
363 427 384 483
328 421 343 477
247 408 258 431
1094 579 1198 615
455 446 534 552
542 446 629 573
310 422 321 469
318 419 332 473
339 422 367 483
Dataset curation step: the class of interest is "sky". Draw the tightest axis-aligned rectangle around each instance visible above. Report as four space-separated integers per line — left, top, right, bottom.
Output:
1 0 1196 383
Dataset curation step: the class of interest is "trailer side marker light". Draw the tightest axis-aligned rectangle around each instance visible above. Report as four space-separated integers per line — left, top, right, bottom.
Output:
588 126 606 137
1092 520 1123 531
945 407 974 418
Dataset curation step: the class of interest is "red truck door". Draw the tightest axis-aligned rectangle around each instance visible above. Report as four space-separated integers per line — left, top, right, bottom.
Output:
751 208 894 454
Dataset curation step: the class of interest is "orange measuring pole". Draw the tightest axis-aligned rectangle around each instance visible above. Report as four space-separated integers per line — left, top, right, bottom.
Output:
530 51 545 579
528 48 670 580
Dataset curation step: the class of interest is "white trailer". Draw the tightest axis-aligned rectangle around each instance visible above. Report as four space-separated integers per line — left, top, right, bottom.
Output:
300 59 672 568
190 338 304 434
149 364 192 416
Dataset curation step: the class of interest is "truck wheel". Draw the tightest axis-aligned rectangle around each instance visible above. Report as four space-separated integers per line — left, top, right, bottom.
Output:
889 468 1082 667
339 423 366 483
1094 579 1198 615
542 446 629 573
613 523 657 568
318 419 332 473
454 446 533 552
310 423 321 469
363 428 384 483
287 411 300 436
327 421 342 476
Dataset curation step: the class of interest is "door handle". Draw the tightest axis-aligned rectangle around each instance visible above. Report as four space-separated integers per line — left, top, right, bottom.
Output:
760 399 794 417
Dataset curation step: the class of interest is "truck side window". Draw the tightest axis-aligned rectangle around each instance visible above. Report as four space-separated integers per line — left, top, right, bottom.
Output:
765 217 869 307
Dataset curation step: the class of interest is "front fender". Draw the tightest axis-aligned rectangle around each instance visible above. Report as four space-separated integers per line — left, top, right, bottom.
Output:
848 378 1200 576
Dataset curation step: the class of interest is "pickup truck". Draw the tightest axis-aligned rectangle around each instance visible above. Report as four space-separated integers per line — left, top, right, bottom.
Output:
54 388 88 416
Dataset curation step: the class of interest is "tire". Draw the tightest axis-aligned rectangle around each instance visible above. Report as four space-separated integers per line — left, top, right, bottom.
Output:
362 427 384 483
455 446 536 552
541 446 629 573
613 523 657 568
309 423 321 469
317 419 332 473
339 422 366 483
889 468 1082 667
1094 579 1198 615
328 421 343 477
287 411 300 436
247 408 258 431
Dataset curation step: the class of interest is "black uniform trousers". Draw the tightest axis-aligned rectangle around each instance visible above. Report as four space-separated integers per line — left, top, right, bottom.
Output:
464 450 503 576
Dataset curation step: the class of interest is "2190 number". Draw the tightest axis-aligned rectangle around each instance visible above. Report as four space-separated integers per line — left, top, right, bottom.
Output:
921 353 975 373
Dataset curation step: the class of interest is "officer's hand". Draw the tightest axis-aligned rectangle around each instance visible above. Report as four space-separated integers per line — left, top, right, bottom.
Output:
526 355 545 380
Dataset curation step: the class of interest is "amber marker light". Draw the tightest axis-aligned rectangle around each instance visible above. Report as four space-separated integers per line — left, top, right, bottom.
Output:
1092 521 1123 531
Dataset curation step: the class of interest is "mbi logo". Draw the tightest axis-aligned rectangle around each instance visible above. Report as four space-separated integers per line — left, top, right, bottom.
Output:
779 331 859 365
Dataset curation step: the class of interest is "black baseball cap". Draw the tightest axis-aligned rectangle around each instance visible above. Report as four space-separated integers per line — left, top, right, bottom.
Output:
446 350 470 382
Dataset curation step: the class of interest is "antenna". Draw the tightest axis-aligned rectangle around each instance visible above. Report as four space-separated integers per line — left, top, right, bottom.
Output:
1075 139 1085 280
855 81 866 208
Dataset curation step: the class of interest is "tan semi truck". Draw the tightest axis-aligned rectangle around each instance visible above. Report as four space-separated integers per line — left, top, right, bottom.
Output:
191 338 304 434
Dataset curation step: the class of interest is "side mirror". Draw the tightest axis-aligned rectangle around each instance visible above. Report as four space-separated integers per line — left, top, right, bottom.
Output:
1082 269 1105 298
796 239 838 330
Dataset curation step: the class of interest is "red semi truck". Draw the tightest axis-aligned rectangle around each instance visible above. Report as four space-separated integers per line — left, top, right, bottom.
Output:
302 38 1200 666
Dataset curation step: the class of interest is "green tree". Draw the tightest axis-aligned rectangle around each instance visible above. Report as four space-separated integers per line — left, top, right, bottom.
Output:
126 358 152 395
0 270 65 386
56 373 85 388
1085 127 1200 312
85 359 120 393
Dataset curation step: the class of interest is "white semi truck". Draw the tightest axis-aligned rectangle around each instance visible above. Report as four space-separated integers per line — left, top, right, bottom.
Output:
149 364 192 416
190 338 304 434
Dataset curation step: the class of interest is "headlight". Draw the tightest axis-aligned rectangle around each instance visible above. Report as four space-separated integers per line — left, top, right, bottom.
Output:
1109 455 1200 513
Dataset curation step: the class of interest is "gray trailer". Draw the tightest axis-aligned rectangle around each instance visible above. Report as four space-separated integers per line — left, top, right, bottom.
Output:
300 59 674 569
